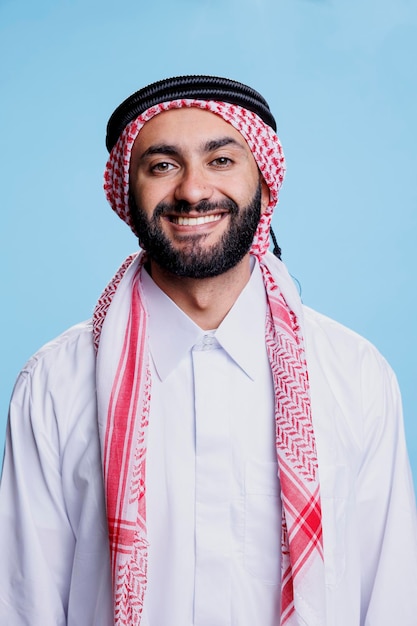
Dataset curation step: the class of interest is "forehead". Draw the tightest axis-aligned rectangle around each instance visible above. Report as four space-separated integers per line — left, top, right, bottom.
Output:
133 107 251 154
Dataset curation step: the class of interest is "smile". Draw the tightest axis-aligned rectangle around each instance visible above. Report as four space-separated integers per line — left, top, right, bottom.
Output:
170 214 223 226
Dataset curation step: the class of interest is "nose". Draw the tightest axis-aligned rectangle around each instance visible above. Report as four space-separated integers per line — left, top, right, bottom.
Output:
174 165 214 206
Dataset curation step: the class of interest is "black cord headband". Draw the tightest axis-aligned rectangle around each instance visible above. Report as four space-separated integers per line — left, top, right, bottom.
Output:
106 75 277 152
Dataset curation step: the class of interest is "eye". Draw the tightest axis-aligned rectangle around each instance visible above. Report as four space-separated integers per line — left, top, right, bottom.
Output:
210 156 233 167
150 161 176 173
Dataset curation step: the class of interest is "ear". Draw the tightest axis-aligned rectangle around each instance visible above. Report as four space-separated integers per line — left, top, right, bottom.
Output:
260 178 270 215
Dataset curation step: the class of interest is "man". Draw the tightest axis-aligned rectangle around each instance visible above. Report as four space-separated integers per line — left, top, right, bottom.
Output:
0 75 416 626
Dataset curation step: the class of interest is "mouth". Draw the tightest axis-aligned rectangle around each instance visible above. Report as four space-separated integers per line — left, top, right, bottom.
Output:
168 213 224 226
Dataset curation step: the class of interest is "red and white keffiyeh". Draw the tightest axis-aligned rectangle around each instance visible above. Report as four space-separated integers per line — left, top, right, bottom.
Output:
95 100 325 625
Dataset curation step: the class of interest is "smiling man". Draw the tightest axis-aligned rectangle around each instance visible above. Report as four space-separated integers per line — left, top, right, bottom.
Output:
129 108 266 283
1 75 416 626
128 107 270 328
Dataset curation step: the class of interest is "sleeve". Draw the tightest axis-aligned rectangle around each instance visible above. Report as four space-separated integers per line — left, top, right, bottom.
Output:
0 365 75 626
358 349 417 625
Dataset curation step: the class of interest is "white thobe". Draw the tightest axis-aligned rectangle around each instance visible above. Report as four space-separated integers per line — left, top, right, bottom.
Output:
1 258 417 625
140 262 280 626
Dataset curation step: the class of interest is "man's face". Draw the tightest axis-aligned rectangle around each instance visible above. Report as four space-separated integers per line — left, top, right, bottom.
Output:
129 108 269 278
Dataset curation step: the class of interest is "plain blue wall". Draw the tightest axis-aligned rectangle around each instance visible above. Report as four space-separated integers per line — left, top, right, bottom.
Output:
1 0 416 493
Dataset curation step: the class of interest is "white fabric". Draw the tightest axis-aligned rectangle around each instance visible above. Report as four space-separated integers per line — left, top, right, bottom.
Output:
103 101 320 626
1 257 417 625
140 261 280 626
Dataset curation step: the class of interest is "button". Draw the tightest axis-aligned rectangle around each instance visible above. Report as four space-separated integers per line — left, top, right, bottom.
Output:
193 333 219 351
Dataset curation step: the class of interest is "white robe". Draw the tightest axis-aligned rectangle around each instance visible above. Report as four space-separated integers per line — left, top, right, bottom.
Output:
0 287 416 625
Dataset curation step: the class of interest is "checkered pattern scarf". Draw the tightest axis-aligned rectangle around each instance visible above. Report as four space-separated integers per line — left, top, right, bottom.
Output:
95 100 325 625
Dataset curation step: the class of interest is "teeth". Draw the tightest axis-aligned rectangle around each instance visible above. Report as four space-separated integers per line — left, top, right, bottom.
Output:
173 214 223 226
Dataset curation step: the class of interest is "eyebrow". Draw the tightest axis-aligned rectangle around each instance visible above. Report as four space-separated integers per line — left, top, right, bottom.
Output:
203 137 245 152
139 136 245 161
139 144 179 159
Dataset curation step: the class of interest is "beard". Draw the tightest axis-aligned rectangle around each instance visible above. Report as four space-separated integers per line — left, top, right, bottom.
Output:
130 183 262 279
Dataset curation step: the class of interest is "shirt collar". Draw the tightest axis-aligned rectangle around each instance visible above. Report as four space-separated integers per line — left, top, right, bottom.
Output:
140 258 268 381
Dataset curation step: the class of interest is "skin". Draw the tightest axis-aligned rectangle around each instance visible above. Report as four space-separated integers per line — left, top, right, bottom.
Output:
129 107 270 329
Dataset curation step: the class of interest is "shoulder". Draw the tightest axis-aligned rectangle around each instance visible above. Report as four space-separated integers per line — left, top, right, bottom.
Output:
303 304 370 343
302 305 401 449
13 320 96 418
302 304 392 375
9 321 97 451
20 320 95 379
302 305 400 419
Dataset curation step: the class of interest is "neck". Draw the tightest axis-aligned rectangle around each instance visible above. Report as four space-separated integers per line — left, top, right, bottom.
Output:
148 254 252 330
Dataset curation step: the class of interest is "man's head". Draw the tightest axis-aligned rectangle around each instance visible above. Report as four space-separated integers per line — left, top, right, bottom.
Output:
104 75 286 266
128 107 267 278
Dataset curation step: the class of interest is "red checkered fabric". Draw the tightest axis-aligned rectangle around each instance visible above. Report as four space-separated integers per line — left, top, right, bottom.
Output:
95 101 325 625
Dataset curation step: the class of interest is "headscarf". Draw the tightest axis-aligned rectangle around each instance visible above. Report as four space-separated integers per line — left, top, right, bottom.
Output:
94 75 325 626
103 75 286 260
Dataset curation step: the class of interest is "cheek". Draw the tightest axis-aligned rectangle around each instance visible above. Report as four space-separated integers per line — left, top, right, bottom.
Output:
222 166 259 201
130 177 157 214
132 173 175 210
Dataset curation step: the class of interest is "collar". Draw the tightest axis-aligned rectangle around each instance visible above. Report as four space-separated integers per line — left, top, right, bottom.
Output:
140 257 268 382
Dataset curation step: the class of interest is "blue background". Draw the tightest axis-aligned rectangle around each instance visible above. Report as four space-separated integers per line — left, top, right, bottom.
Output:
1 0 416 492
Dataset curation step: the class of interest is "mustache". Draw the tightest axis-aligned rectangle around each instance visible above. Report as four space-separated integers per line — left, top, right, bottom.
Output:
152 198 239 218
